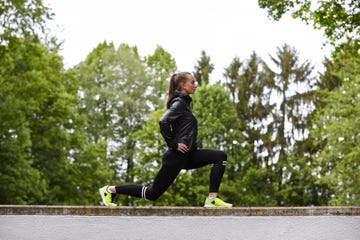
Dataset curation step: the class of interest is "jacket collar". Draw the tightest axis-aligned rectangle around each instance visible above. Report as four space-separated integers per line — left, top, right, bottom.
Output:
171 90 192 105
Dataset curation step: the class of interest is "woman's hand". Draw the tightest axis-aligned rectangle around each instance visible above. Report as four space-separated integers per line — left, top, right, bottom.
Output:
177 143 188 153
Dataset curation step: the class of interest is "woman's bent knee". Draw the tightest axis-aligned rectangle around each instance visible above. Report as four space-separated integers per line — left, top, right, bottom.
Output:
144 188 162 201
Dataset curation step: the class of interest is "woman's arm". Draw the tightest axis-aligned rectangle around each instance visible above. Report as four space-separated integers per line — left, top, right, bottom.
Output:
159 99 184 151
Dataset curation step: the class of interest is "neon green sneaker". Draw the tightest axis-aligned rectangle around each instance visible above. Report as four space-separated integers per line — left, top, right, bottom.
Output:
99 186 117 207
204 197 232 207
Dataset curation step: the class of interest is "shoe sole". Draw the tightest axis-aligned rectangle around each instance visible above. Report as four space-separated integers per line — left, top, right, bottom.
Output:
99 188 117 207
99 188 109 206
204 204 233 208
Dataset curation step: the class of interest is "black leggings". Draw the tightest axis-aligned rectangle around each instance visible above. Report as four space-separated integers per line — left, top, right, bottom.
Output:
115 148 227 201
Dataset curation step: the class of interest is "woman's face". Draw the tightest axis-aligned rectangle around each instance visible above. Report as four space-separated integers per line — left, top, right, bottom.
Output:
180 75 197 95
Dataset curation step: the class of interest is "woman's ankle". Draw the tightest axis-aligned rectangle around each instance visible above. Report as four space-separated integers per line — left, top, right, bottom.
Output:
208 192 218 199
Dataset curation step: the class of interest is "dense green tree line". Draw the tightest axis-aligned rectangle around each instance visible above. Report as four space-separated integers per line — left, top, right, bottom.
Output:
1 0 359 206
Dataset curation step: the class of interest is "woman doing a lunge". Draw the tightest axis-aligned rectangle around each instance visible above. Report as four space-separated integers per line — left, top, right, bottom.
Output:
99 72 232 207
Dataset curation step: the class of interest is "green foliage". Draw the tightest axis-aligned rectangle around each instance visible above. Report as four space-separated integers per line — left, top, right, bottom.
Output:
193 50 214 86
70 140 115 205
312 51 360 205
77 42 153 205
0 0 53 43
262 44 315 205
258 0 360 56
223 45 318 206
0 35 88 204
0 94 46 204
144 46 177 110
258 0 311 21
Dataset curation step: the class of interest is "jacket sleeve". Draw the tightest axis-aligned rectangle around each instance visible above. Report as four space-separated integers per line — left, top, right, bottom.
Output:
159 99 184 150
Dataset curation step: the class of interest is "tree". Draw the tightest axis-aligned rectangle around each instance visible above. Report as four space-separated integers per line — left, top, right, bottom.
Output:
287 42 359 206
0 35 89 204
0 39 46 203
0 0 92 204
258 0 360 56
228 53 273 166
311 49 360 205
262 44 315 205
77 42 152 205
193 50 214 86
223 56 243 102
0 0 52 43
224 52 278 206
29 62 87 205
144 46 177 110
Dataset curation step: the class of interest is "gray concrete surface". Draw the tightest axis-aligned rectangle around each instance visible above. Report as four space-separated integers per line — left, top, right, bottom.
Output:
1 215 360 240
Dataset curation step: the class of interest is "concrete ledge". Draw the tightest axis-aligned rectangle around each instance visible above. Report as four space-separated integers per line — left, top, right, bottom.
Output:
1 205 359 216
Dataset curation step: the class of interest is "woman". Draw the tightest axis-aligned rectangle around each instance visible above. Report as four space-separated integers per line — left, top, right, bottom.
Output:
99 72 232 207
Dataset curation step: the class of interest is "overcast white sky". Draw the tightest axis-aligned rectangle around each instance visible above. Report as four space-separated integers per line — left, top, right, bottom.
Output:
44 0 332 81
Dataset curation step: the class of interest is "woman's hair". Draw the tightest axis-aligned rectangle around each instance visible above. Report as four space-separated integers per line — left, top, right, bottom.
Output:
166 72 191 109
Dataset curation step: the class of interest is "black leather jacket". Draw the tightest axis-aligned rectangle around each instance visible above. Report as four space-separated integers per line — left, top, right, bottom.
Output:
159 91 198 152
